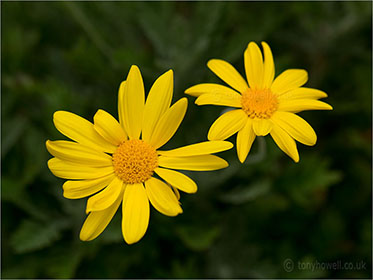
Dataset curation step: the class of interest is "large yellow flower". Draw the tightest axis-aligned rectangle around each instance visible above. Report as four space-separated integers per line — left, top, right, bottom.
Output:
185 41 332 163
46 65 232 244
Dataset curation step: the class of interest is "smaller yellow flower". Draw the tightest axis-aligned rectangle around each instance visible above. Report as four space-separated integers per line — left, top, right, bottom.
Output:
46 66 233 244
185 41 333 163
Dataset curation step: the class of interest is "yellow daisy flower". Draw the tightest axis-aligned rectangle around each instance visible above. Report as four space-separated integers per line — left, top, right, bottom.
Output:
185 41 333 163
46 65 233 244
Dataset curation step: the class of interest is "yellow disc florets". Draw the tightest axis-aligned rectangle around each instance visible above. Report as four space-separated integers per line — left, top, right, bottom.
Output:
112 139 158 184
241 88 278 119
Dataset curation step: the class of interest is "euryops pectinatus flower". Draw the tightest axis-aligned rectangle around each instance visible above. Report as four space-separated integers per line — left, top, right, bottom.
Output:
46 66 233 244
185 42 333 163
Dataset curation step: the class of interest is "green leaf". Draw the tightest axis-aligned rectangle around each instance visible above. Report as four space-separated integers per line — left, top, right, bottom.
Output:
220 179 271 205
10 219 69 253
44 245 84 278
278 155 343 207
176 225 221 251
2 177 49 221
1 116 27 158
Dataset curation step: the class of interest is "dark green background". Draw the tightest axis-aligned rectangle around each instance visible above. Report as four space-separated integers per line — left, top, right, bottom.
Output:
2 1 372 279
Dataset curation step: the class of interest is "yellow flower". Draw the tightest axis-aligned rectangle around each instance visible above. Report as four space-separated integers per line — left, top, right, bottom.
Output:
46 65 232 244
185 42 333 163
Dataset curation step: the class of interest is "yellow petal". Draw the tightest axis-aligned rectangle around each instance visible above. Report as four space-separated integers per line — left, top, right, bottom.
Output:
278 99 333 113
158 155 228 171
46 140 112 167
236 119 256 163
142 70 173 142
271 111 317 146
261 41 275 88
86 177 124 213
208 109 247 140
118 81 127 130
185 83 241 98
270 125 299 162
154 167 197 193
63 174 116 199
149 98 187 149
145 177 182 217
252 118 273 136
79 187 124 241
53 111 116 153
271 69 308 95
278 87 328 101
122 183 149 244
47 158 114 179
93 109 127 145
172 185 180 200
123 65 145 140
207 59 249 93
244 42 264 89
158 141 233 157
195 92 242 107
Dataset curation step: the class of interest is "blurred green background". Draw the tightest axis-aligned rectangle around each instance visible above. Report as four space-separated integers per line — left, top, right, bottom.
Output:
2 1 372 279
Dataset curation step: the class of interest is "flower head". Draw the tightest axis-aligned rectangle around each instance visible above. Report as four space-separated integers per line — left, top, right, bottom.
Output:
46 66 232 244
185 42 332 163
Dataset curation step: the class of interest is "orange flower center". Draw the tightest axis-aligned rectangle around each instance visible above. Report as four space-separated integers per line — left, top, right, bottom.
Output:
112 139 158 184
241 88 278 119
